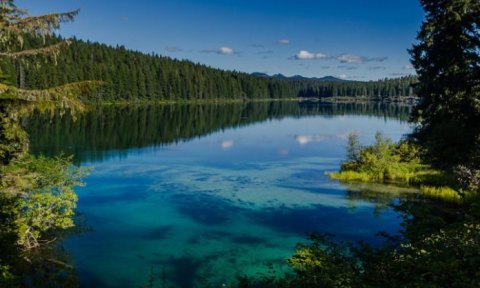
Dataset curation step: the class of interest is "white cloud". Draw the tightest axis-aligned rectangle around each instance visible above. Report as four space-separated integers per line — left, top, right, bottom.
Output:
368 66 386 71
165 46 182 52
221 140 234 149
295 50 328 60
403 64 414 70
336 132 358 140
338 74 348 80
278 39 290 45
337 54 387 64
337 54 364 64
218 47 234 55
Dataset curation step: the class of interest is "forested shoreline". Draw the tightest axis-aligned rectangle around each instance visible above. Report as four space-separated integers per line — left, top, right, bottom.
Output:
0 36 417 103
1 0 479 286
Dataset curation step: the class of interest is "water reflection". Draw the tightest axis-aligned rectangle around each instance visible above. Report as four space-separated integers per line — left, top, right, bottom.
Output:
26 102 411 163
24 101 415 287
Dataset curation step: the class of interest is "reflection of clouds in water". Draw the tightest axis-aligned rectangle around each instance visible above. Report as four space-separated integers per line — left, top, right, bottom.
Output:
295 135 330 145
295 132 360 144
221 140 234 149
336 131 359 140
278 149 289 156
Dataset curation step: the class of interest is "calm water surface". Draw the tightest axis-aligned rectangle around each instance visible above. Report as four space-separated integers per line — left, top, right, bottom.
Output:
28 102 414 287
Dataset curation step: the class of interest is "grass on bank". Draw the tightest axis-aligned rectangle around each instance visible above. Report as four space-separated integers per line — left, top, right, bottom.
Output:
327 132 466 203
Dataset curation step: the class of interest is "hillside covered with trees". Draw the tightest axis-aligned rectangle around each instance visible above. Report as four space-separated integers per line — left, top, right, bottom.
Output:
0 36 417 102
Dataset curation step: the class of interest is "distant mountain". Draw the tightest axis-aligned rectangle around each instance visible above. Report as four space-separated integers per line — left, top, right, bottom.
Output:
251 73 347 82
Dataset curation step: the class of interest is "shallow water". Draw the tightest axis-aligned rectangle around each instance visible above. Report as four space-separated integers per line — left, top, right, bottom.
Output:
28 102 414 287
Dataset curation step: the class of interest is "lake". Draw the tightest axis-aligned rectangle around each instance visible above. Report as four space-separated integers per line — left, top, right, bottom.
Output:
27 102 414 287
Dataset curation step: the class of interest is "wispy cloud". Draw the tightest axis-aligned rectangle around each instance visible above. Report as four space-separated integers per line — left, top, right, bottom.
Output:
368 56 388 62
202 46 236 55
278 39 290 45
295 50 328 60
368 66 386 71
337 65 358 70
338 74 348 80
165 46 183 52
337 54 387 64
403 64 414 70
337 54 363 64
256 50 274 55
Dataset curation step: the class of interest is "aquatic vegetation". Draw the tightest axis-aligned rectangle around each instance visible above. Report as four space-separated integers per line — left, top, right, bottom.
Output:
419 186 462 203
328 132 464 202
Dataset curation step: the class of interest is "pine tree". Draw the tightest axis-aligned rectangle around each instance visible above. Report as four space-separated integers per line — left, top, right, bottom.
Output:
410 0 480 168
0 0 97 254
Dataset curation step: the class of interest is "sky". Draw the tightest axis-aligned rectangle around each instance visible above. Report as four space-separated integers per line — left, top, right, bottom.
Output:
18 0 425 81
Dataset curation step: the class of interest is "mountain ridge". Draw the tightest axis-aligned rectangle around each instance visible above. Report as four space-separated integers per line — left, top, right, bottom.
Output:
251 72 348 82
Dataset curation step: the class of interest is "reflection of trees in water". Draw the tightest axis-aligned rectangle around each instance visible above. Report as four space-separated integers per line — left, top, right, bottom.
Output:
343 183 418 217
26 102 411 163
0 188 83 287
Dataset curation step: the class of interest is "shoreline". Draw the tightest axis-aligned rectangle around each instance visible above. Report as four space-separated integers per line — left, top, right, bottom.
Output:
81 96 419 107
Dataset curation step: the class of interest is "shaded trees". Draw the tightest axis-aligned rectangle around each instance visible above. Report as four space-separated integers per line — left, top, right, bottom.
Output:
411 0 480 169
0 0 95 286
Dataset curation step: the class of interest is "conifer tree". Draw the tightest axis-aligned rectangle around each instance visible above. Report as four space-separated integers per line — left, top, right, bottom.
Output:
410 0 480 168
0 0 95 258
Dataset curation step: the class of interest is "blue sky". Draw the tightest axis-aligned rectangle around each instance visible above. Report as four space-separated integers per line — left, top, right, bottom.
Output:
18 0 424 80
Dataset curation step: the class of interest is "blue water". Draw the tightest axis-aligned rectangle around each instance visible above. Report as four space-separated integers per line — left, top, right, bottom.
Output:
30 104 414 287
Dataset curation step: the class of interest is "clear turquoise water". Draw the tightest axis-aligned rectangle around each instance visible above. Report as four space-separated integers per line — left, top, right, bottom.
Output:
29 103 414 287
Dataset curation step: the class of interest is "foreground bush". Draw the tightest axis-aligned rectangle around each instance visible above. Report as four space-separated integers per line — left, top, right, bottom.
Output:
328 132 465 203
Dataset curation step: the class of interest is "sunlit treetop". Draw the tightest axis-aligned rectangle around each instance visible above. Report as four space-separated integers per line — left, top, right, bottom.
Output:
0 0 100 110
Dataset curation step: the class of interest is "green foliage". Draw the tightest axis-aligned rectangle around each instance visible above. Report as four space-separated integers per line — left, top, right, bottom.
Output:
419 185 463 203
0 1 87 285
236 1 480 287
410 0 480 169
361 222 480 288
0 264 17 287
346 132 360 162
329 133 468 203
232 219 480 287
0 34 419 103
333 133 429 184
0 155 87 249
329 170 373 182
287 235 359 288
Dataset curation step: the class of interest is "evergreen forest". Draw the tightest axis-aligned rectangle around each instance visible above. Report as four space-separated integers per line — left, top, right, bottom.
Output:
0 36 417 102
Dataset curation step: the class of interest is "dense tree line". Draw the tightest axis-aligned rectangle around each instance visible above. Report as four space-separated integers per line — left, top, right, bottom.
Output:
0 36 417 102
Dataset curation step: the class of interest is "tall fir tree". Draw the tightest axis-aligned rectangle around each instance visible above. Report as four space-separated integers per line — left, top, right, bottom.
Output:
410 0 480 169
0 3 95 284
